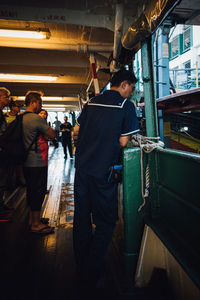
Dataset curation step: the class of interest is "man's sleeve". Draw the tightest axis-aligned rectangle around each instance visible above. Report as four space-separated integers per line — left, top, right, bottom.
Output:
37 116 50 134
76 103 88 126
121 101 140 136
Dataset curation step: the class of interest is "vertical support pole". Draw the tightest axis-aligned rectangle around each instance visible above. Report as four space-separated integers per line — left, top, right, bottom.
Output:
156 23 171 145
141 37 160 218
196 61 198 88
157 25 171 98
141 37 158 137
89 54 100 96
136 52 140 91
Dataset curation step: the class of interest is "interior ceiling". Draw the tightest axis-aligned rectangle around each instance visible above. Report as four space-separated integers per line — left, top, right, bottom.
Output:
0 0 200 111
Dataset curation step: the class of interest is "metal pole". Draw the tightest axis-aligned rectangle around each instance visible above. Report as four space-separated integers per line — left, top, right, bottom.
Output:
196 61 198 88
141 37 160 219
141 37 159 137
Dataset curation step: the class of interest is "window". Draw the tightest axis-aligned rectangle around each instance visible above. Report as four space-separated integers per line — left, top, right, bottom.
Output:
171 36 179 58
183 26 191 51
184 60 191 77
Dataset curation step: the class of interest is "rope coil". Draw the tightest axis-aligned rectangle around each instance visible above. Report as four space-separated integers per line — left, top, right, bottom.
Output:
131 134 164 212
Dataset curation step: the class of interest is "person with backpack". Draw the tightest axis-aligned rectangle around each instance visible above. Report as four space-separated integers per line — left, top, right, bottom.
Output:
4 99 25 189
22 91 56 234
0 87 13 222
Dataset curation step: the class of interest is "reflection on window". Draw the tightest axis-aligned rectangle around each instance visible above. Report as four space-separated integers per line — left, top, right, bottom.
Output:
171 36 178 58
183 26 191 51
184 60 191 77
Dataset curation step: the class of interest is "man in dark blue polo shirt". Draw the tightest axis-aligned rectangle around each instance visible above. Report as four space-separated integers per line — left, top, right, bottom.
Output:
73 69 139 287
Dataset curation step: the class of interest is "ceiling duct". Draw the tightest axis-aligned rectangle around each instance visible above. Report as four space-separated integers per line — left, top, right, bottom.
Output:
122 0 181 50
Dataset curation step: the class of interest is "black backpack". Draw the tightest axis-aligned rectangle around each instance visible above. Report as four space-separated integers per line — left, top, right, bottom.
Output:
0 113 38 166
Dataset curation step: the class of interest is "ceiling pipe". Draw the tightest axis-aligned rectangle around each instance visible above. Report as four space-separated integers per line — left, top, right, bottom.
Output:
73 44 113 53
111 3 124 71
122 0 180 51
0 41 113 53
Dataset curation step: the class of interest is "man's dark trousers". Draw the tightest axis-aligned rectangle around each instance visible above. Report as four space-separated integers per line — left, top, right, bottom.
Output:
62 137 73 158
73 169 118 281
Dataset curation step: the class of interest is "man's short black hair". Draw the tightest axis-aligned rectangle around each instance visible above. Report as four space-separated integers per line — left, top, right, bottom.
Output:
25 91 42 107
110 69 138 87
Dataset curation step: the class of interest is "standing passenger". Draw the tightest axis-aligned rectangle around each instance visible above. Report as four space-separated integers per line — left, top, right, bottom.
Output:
38 109 49 169
53 116 61 141
23 91 56 234
5 99 25 188
0 87 12 221
60 116 73 159
73 69 140 286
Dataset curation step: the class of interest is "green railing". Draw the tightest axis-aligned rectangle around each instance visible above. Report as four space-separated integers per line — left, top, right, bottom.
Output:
123 147 200 288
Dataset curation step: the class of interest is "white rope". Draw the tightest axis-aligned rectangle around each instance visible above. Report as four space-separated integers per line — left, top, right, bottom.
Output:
131 134 164 212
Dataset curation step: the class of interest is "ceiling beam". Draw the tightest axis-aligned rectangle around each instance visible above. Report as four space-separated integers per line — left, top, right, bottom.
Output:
0 5 115 31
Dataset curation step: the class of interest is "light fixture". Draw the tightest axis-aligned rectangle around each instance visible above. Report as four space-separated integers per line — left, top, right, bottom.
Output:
14 96 78 101
180 126 189 132
17 96 63 101
0 28 50 40
0 74 57 82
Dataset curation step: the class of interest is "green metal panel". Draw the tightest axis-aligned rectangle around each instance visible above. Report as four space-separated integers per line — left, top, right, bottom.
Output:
146 148 200 288
178 34 183 55
123 147 146 278
157 149 199 206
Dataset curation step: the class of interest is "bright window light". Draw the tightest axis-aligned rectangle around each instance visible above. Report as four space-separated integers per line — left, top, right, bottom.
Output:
180 126 189 132
43 104 66 107
0 74 57 81
0 29 48 39
43 108 66 111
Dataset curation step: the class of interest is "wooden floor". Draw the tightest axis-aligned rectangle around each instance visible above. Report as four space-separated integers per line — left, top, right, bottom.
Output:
0 144 167 300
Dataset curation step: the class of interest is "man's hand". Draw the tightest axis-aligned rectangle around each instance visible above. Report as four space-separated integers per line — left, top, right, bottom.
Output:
119 135 130 148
